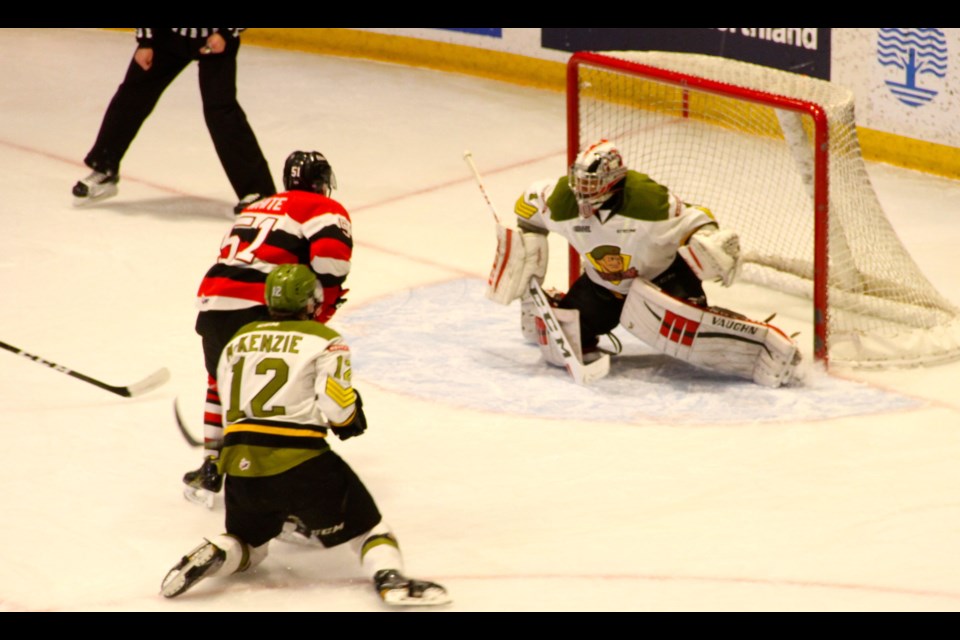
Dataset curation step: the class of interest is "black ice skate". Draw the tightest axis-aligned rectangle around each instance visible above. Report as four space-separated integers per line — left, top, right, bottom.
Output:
374 569 451 606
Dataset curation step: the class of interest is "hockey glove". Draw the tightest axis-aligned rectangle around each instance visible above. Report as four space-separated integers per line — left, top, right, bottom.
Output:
316 288 349 324
331 390 367 440
678 225 742 287
182 455 223 493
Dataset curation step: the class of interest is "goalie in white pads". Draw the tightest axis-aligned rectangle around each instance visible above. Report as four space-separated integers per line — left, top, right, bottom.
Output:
162 265 450 606
486 138 800 387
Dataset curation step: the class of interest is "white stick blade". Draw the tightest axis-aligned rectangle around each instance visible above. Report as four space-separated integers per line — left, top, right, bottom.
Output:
126 367 171 397
577 354 611 384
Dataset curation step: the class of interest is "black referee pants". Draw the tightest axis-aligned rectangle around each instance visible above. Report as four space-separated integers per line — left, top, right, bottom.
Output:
84 33 275 199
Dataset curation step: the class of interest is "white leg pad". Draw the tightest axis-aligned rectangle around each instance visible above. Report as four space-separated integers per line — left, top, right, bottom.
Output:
520 293 539 344
619 279 800 387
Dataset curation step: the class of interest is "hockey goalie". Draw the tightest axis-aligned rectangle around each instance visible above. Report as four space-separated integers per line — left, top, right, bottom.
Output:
485 139 801 388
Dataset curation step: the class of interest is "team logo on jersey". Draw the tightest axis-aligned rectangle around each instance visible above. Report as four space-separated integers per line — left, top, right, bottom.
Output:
586 245 639 285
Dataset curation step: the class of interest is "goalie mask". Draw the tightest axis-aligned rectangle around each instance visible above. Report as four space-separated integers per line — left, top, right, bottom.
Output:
568 139 627 218
283 150 338 197
264 264 323 315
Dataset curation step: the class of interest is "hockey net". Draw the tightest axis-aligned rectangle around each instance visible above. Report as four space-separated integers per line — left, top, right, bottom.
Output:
568 50 960 369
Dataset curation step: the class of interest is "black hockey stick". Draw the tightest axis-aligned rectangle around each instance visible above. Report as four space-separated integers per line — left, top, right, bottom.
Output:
0 339 169 398
173 398 204 447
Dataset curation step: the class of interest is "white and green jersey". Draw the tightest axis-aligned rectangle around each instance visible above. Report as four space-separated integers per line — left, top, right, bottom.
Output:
215 319 359 478
515 171 717 296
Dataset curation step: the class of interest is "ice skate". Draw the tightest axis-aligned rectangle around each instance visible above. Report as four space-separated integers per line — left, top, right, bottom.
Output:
234 193 263 214
374 569 451 606
160 540 226 598
72 170 118 205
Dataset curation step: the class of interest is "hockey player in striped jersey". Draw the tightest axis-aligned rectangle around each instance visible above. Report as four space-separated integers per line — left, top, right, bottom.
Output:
183 150 353 501
487 139 800 387
162 264 450 606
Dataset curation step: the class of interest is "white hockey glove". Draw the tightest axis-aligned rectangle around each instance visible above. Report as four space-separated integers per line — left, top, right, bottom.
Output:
678 225 742 287
486 224 548 305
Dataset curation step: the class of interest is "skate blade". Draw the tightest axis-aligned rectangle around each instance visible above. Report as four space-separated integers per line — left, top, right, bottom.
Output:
380 586 452 606
72 186 118 206
183 486 216 509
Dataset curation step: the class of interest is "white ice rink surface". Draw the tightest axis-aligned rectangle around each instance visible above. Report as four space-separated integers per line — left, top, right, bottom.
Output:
1 28 959 612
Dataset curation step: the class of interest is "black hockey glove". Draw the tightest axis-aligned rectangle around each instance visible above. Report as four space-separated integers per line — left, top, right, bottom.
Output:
182 455 223 493
332 390 367 441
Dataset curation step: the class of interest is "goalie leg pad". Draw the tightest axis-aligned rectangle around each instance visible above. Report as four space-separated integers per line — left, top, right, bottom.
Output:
486 225 548 305
620 279 800 387
754 326 802 388
520 293 538 344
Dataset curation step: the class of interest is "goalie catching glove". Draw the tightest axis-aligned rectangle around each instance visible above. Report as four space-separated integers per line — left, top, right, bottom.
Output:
678 224 742 287
486 224 548 305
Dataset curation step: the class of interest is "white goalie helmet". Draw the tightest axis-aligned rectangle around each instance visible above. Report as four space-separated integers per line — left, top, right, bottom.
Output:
568 139 628 217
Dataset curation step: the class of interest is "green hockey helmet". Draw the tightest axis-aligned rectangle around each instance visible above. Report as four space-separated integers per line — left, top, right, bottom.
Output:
264 264 322 313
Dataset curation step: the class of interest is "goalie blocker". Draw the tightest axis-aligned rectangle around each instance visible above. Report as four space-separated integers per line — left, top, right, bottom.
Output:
620 278 801 387
486 224 547 305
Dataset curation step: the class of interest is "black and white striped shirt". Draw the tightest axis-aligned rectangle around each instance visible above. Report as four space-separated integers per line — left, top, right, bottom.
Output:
136 28 245 43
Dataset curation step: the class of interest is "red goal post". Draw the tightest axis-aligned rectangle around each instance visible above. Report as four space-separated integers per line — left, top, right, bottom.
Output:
565 50 960 369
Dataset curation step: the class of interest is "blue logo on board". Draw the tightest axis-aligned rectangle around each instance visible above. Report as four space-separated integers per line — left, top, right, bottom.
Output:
877 28 947 107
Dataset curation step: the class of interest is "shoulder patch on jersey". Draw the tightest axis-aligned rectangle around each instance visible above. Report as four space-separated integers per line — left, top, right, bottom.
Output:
514 193 538 219
325 378 357 409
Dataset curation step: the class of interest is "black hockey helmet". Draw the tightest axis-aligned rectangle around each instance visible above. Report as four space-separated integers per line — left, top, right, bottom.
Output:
283 150 337 196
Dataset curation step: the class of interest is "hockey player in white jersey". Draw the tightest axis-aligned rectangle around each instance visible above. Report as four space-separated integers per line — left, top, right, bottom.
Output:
161 264 450 606
486 139 800 387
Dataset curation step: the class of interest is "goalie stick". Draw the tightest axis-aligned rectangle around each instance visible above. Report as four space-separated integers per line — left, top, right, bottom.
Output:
463 151 503 225
463 151 609 385
528 279 610 385
0 339 169 398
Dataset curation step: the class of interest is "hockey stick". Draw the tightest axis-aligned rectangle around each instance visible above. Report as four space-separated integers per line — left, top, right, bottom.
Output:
0 339 169 398
463 151 503 225
463 151 609 385
173 399 204 447
528 279 610 384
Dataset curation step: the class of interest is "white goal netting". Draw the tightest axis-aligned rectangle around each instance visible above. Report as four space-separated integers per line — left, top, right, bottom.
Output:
571 50 960 368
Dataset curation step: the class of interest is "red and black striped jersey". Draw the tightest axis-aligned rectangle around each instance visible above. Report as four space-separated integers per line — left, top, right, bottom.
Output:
196 190 352 318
